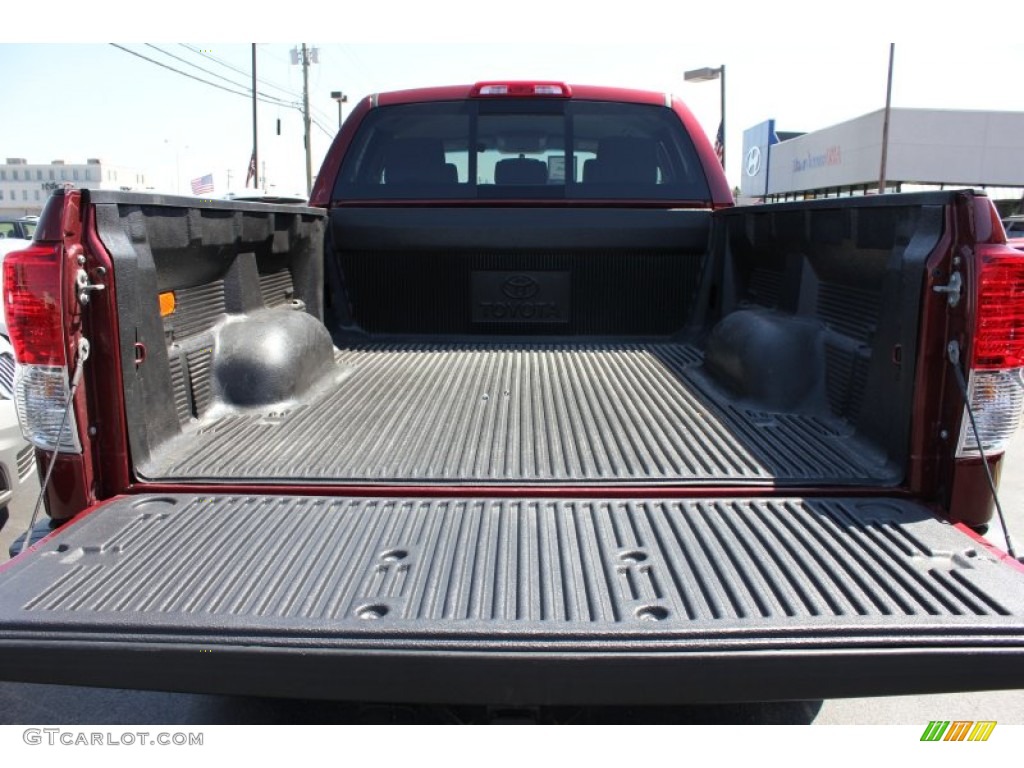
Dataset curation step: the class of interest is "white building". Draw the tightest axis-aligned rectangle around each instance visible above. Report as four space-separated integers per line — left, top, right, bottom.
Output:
741 109 1024 203
0 158 151 216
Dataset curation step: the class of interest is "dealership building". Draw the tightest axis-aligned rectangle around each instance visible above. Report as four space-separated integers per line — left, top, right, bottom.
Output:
740 109 1024 207
0 158 150 217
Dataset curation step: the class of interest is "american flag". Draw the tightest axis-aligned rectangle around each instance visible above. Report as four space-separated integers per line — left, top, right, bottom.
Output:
190 173 214 195
714 121 725 167
245 150 257 188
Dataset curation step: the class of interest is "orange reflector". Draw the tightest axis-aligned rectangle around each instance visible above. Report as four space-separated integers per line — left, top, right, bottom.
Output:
159 292 176 316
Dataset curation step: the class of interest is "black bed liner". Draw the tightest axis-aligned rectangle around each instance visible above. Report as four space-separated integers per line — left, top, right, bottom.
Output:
140 342 899 485
1 492 1022 703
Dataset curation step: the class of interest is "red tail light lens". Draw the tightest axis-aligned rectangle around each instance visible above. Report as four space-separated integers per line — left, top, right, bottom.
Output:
973 245 1024 370
2 243 66 367
471 82 572 98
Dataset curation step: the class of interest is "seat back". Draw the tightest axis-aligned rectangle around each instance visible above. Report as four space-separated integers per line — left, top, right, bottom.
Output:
587 137 658 184
385 138 455 184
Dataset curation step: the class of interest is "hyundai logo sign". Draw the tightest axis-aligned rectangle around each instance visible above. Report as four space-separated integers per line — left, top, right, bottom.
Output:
745 146 762 177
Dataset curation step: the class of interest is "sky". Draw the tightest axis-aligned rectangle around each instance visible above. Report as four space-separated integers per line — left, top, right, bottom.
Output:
1 4 1021 197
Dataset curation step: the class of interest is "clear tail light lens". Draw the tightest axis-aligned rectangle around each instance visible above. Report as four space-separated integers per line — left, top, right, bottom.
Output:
13 365 82 452
956 368 1024 457
3 242 82 453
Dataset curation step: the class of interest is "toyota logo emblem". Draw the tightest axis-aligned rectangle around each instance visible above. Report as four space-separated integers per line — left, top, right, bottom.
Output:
502 275 540 300
745 146 762 177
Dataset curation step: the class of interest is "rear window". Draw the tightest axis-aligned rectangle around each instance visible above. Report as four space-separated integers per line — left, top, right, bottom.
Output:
0 221 32 240
334 99 712 202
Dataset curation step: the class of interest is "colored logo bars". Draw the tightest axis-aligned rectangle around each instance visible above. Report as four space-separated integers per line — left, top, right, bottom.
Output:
920 721 997 742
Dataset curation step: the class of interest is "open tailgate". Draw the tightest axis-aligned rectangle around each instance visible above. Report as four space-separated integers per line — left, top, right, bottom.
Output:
1 493 1023 704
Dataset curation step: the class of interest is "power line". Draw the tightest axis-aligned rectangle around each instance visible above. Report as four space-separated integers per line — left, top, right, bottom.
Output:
187 44 332 131
258 46 293 66
109 44 301 111
310 105 336 124
150 44 298 110
180 43 298 100
145 44 254 94
114 45 334 168
111 44 255 99
195 44 298 99
330 44 380 92
310 118 335 139
168 44 333 127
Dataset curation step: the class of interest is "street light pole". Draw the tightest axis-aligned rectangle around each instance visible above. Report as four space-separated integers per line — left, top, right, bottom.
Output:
684 65 726 170
164 139 186 194
878 44 895 194
719 65 726 170
251 43 258 191
331 91 348 131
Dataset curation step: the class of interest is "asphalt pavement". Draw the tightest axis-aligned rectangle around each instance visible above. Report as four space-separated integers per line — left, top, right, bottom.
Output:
1 441 1022 725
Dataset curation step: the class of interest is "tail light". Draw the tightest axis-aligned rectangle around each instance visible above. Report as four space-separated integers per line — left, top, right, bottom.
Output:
2 242 82 453
471 82 572 98
956 244 1024 457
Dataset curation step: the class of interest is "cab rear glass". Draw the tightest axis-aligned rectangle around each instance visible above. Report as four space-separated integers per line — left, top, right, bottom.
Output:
333 99 712 202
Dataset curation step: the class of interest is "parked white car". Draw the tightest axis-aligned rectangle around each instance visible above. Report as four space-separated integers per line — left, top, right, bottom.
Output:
0 217 36 253
0 335 39 540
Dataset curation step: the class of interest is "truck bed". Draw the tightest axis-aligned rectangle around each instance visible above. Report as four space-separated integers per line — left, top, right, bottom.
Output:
143 341 897 485
96 197 946 492
2 492 1022 703
3 155 1022 705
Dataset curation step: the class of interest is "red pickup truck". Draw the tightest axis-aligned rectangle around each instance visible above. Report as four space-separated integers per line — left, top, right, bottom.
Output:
0 81 1023 705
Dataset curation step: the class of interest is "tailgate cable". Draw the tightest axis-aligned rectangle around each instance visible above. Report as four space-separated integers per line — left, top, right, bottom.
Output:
17 337 90 556
947 340 1018 559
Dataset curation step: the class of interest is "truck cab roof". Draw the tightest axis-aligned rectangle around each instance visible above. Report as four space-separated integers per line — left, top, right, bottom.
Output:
371 82 675 107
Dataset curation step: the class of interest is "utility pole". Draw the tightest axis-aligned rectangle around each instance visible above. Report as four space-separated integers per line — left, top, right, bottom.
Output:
251 44 258 190
227 169 232 190
301 43 312 195
261 160 266 192
878 43 895 194
291 44 318 195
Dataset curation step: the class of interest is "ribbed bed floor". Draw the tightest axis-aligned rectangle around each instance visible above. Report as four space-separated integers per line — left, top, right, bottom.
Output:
142 343 899 485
